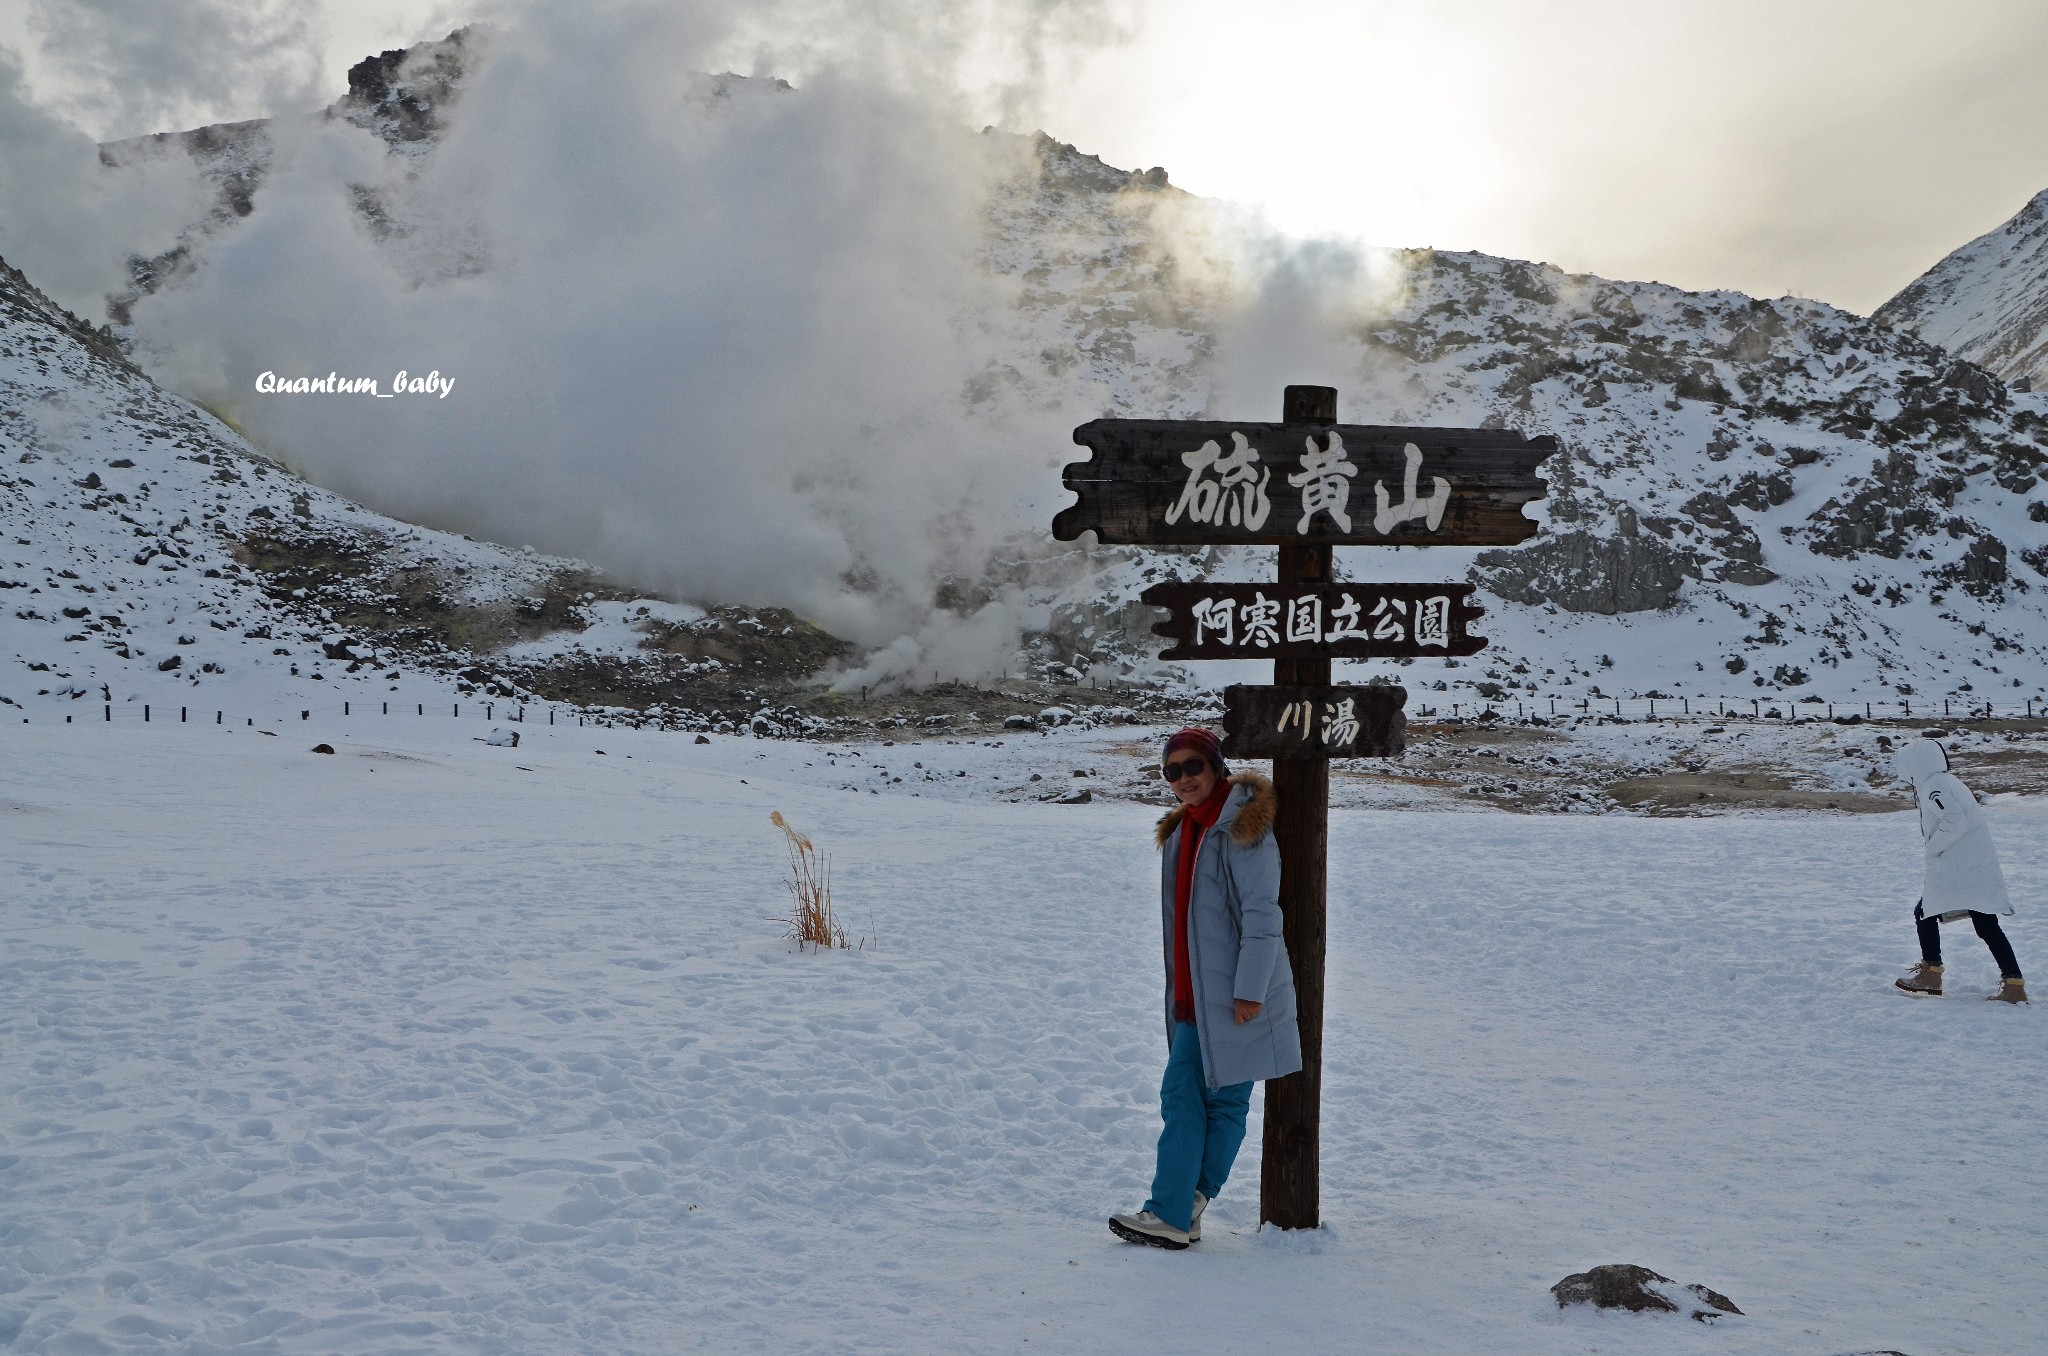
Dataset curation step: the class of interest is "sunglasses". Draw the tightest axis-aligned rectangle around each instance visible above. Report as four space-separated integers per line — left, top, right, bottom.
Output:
1161 757 1209 782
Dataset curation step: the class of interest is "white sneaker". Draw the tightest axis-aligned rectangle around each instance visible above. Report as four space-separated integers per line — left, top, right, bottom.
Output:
1108 1210 1189 1250
1189 1192 1208 1242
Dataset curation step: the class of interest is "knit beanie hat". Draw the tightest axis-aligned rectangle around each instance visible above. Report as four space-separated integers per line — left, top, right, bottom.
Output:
1162 726 1228 777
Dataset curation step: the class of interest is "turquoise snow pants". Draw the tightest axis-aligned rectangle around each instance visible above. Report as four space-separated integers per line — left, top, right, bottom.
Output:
1142 1022 1253 1233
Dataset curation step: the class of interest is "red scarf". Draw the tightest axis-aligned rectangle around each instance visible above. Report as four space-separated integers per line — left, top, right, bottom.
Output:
1172 779 1231 1023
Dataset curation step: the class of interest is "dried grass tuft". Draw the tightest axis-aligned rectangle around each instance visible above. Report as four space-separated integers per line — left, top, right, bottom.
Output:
770 811 846 950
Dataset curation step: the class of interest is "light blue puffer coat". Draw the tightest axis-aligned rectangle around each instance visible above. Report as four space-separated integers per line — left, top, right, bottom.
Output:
1156 773 1304 1089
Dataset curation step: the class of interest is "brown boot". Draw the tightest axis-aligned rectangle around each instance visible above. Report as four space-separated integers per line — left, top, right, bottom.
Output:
1895 962 1944 996
1987 978 2029 1004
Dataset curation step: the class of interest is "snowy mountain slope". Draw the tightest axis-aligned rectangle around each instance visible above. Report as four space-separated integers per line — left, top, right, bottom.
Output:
0 250 869 726
1332 252 2048 706
0 249 533 717
76 33 2048 710
979 155 2048 706
1875 185 2048 393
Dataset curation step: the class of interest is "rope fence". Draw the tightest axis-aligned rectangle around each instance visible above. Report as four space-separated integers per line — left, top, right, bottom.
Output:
16 698 631 729
14 690 2046 731
1419 694 2046 725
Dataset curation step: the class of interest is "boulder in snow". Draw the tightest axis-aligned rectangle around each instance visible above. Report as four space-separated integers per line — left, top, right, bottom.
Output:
1550 1264 1741 1322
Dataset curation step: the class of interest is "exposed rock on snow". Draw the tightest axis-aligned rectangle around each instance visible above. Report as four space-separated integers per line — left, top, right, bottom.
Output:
1550 1263 1743 1322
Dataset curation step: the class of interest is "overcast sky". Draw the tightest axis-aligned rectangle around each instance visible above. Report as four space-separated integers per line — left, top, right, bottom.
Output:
5 0 2047 314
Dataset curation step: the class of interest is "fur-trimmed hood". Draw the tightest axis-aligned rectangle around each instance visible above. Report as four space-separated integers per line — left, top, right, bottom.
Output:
1154 772 1276 848
1893 738 1949 787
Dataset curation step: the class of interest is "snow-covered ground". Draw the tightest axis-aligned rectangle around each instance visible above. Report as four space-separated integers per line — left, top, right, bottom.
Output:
4 720 2041 1354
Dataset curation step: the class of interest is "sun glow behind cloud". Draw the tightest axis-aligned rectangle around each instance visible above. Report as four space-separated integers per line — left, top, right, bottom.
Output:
1044 0 2048 313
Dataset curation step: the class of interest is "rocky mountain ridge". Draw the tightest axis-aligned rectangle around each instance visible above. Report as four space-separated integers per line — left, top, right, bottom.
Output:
95 28 479 323
1875 185 2048 393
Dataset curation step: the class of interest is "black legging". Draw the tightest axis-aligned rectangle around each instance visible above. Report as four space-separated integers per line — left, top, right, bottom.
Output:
1916 901 2024 979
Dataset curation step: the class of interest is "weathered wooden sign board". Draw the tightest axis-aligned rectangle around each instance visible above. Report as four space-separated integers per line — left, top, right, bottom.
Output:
1223 684 1407 759
1057 385 1552 1233
1055 420 1555 547
1140 582 1487 660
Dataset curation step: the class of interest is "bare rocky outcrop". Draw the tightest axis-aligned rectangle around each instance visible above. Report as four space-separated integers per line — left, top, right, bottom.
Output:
1807 451 1964 560
336 27 475 143
1550 1263 1742 1322
1475 509 1695 614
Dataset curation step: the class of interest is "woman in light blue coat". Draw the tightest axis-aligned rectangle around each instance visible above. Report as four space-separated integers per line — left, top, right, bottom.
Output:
1110 728 1302 1250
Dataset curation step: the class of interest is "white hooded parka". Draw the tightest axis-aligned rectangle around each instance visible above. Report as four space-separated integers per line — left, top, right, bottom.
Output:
1891 739 2014 919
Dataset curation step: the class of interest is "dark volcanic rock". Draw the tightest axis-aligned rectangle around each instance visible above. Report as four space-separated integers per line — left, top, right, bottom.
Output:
1476 510 1696 614
339 27 474 142
1551 1263 1742 1322
1807 451 1964 559
1679 492 1776 584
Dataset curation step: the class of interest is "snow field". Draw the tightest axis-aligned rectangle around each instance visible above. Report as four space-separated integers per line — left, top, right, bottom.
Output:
2 722 2042 1354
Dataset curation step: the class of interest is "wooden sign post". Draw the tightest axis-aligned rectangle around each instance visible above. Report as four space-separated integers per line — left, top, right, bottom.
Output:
1055 386 1553 1230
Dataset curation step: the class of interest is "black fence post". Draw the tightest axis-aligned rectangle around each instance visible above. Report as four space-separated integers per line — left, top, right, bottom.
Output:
144 705 149 723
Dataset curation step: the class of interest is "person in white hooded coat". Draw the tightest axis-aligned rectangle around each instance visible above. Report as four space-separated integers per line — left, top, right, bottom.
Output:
1891 738 2027 1002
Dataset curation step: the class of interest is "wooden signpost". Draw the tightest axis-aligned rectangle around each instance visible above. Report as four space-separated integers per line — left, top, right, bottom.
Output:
1055 386 1553 1231
1139 582 1489 661
1222 683 1407 760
